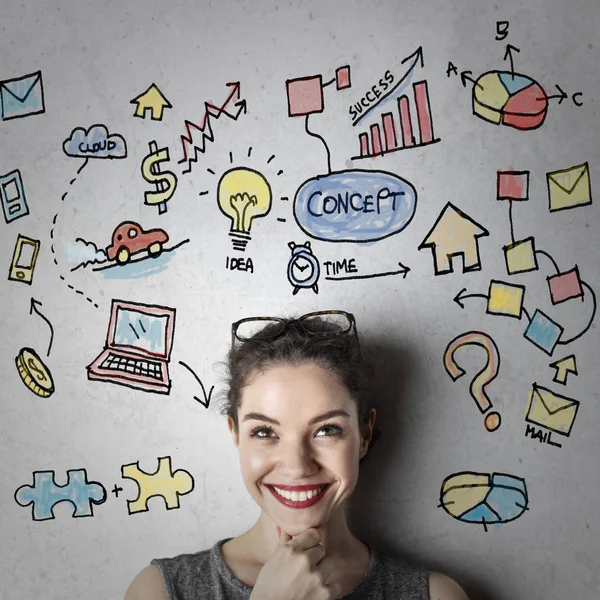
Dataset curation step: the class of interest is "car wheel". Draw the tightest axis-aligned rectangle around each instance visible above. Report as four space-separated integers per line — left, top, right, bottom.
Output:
116 247 130 264
148 242 163 256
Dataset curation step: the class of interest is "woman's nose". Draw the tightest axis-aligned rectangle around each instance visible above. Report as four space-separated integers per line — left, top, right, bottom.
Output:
276 439 317 477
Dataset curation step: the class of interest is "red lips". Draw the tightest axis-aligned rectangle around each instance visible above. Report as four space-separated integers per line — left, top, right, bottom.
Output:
267 484 330 509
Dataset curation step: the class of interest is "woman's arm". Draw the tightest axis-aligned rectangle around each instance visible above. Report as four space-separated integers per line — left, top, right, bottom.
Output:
428 571 469 600
123 565 167 600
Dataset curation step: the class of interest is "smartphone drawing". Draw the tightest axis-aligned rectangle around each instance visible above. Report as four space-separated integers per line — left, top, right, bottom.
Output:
8 234 40 284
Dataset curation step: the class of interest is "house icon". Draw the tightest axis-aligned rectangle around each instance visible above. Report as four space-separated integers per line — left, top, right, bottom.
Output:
130 84 172 121
419 202 489 275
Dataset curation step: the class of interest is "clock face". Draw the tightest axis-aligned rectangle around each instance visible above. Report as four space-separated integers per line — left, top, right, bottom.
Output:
291 255 315 283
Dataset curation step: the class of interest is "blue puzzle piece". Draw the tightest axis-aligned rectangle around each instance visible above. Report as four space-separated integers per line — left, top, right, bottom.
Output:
524 309 564 355
14 469 107 521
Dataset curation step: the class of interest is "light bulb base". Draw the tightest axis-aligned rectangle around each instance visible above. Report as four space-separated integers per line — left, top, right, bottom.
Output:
230 231 251 252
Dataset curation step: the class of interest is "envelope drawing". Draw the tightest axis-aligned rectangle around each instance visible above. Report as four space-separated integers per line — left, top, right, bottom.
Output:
547 162 592 213
0 71 45 121
525 383 579 436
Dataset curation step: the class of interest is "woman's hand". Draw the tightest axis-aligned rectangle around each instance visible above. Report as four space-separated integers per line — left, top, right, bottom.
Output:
250 527 342 600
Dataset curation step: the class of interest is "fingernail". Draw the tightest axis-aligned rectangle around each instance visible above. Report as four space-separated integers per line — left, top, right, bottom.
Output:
276 526 281 538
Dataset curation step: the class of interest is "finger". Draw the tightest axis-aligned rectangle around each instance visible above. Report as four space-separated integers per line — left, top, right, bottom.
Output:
317 556 336 580
291 527 322 550
278 527 293 545
307 543 326 566
327 581 343 599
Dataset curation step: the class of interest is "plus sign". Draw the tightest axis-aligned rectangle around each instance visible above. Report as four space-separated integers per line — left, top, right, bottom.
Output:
112 484 124 498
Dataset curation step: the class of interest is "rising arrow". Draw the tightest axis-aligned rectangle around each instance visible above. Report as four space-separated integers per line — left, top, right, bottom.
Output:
503 44 521 77
353 46 425 126
30 298 54 357
460 70 484 91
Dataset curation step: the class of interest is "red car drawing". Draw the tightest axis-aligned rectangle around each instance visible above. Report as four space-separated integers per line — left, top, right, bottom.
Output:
106 221 169 264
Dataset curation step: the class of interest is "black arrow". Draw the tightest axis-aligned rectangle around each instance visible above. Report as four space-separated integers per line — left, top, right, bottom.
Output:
401 45 424 68
460 70 484 91
325 262 410 281
503 44 521 76
557 282 597 346
453 288 487 309
543 84 568 104
179 360 214 408
30 298 54 357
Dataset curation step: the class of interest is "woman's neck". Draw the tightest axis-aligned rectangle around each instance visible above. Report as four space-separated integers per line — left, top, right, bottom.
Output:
239 509 366 568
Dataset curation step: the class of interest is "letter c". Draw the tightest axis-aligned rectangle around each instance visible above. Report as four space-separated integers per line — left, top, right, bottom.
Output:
307 191 323 217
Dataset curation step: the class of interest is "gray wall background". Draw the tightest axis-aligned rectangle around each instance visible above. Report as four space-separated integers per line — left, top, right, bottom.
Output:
1 1 599 598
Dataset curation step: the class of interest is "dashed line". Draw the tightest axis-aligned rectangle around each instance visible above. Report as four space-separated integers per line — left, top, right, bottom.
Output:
51 159 99 309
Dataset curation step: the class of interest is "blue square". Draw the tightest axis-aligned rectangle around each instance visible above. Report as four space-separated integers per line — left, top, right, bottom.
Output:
523 309 563 355
0 169 29 223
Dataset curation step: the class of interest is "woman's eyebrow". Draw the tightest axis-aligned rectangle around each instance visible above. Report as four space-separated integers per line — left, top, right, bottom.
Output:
242 409 351 426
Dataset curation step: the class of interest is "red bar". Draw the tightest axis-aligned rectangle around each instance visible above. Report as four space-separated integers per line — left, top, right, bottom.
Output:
359 132 369 157
382 112 397 152
398 96 415 147
370 123 383 156
414 80 434 145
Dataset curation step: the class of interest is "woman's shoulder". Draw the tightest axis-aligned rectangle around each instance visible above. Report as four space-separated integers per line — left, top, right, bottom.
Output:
428 571 469 600
123 542 223 600
123 564 167 600
367 547 468 600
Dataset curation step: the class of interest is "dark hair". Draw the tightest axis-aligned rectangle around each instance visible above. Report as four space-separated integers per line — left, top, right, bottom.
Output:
216 314 379 456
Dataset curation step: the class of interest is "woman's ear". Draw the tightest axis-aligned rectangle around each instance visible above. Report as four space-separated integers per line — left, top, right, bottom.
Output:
359 408 376 459
227 416 240 447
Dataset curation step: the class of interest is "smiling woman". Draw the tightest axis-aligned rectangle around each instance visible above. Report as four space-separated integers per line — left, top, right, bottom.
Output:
124 311 469 600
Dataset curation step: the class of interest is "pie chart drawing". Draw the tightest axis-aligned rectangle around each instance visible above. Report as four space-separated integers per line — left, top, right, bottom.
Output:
472 71 548 131
439 471 529 530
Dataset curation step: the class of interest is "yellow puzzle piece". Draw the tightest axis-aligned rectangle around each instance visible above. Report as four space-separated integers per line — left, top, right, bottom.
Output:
121 456 194 514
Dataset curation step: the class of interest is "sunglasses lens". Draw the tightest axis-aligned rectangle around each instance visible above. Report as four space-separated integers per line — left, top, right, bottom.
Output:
235 318 285 341
300 312 353 334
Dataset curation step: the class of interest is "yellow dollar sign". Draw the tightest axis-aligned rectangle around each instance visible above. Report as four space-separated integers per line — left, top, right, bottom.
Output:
141 141 178 214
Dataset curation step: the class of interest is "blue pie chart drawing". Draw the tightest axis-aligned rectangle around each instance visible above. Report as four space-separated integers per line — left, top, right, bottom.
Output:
439 471 529 531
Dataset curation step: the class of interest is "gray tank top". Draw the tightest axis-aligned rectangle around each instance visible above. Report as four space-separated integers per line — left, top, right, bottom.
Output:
151 537 429 599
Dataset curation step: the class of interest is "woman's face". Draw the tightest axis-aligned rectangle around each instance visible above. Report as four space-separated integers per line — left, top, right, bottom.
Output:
228 362 375 535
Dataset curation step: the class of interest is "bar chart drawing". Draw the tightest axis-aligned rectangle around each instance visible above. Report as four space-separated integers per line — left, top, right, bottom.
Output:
352 80 440 160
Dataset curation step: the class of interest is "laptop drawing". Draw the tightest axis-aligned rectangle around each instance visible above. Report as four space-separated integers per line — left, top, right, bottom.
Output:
87 299 176 394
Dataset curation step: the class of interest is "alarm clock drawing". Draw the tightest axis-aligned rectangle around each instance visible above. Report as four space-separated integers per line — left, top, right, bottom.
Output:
287 240 320 295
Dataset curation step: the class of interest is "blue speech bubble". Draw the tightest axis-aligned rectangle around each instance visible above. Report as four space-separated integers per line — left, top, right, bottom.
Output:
293 169 417 243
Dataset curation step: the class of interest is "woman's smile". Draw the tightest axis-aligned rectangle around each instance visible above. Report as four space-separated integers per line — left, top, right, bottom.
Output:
266 483 331 509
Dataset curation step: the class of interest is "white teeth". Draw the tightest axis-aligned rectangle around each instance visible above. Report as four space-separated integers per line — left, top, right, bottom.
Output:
273 486 325 501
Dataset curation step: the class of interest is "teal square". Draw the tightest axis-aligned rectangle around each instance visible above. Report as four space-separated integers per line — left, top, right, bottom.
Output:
523 310 563 355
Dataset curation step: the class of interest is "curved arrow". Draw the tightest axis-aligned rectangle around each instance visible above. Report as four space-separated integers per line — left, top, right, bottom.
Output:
179 360 214 408
30 298 54 357
558 282 597 346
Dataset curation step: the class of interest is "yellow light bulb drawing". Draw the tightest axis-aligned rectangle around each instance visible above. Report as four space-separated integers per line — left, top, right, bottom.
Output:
217 167 272 251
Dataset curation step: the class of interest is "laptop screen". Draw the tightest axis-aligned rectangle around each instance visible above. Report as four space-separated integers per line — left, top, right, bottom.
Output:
113 306 169 357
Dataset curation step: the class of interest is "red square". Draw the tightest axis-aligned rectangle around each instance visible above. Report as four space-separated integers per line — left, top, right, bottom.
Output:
286 76 324 117
336 66 351 90
548 266 584 304
497 171 530 201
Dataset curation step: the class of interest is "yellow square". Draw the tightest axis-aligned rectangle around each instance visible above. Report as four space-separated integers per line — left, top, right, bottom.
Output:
487 280 524 318
504 238 538 275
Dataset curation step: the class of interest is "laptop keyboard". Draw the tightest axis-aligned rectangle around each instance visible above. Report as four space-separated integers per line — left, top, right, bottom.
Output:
100 352 163 380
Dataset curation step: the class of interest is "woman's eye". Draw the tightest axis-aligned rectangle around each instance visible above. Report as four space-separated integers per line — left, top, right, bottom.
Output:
249 424 343 439
316 424 343 437
251 427 274 438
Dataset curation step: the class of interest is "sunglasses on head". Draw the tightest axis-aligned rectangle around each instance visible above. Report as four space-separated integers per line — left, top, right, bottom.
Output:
231 310 359 349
